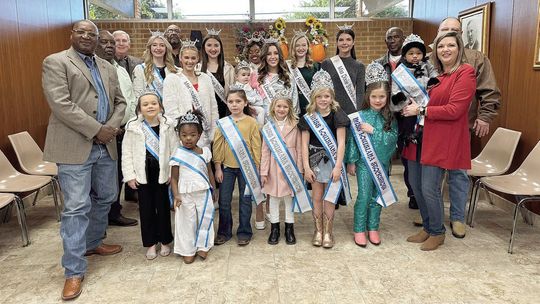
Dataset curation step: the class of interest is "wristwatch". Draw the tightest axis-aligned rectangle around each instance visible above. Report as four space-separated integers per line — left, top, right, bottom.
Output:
419 106 426 116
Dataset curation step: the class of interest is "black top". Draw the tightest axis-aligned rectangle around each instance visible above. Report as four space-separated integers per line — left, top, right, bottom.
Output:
298 109 350 147
213 72 228 118
297 63 320 116
157 67 166 80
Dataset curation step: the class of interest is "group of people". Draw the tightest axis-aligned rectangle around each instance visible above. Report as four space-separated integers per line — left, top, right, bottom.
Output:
41 17 500 300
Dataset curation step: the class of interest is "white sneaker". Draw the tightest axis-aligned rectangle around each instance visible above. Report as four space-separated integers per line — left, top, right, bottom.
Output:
255 221 266 230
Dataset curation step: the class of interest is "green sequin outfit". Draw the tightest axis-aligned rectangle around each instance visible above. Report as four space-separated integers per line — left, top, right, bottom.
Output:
345 108 398 232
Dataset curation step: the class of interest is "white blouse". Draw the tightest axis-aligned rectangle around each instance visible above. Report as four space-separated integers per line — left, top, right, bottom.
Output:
169 147 212 193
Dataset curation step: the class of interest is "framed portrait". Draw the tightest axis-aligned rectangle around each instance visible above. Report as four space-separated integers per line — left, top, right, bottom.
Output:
459 3 492 55
534 0 540 69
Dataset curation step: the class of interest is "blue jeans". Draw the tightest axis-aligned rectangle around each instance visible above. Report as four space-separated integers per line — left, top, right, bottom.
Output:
447 169 470 222
58 144 118 278
217 167 253 241
407 161 445 235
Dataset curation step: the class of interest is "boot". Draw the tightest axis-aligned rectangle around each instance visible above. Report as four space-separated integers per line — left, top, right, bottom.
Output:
421 234 445 251
322 214 334 248
284 223 296 245
312 215 323 247
406 229 430 243
267 223 280 245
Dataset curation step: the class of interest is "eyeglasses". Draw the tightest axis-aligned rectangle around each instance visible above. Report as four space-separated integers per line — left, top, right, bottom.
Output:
73 30 98 38
166 29 180 34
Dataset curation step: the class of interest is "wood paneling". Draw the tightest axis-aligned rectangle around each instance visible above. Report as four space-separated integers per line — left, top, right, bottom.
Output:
0 0 84 163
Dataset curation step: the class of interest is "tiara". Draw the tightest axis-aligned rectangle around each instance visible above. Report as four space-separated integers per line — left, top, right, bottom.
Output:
149 29 164 37
180 39 198 50
235 60 250 70
248 34 263 43
292 29 309 39
272 87 292 101
310 70 334 93
402 34 425 48
206 28 222 36
263 37 279 44
229 83 245 91
365 61 388 86
336 24 354 31
179 111 200 125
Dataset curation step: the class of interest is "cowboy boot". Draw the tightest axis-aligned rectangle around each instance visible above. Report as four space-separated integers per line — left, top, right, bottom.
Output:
312 215 323 246
322 214 334 248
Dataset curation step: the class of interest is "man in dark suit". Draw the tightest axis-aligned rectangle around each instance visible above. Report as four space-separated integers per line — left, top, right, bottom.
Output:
42 20 125 300
113 30 142 81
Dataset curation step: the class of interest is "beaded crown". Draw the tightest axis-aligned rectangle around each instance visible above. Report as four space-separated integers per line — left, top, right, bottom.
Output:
310 70 334 92
149 29 164 37
292 29 309 39
235 60 251 71
229 83 245 91
402 34 424 49
179 111 200 125
180 39 198 50
263 37 279 44
206 28 222 36
272 87 292 101
248 33 263 43
336 24 354 31
365 61 388 86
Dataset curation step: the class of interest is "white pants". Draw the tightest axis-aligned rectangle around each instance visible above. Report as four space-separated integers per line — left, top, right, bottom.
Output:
269 195 294 224
174 190 214 256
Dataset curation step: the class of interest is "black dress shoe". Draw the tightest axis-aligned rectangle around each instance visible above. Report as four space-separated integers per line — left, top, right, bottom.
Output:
108 215 138 226
267 223 280 245
284 223 296 245
408 196 419 209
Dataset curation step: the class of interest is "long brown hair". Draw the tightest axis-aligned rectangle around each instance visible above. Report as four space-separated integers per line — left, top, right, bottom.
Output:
200 35 225 82
335 29 356 59
142 35 177 84
361 81 394 131
257 42 291 88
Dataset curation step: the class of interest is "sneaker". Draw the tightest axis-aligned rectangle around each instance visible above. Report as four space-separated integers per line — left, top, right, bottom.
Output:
145 245 157 260
450 221 466 238
255 221 266 230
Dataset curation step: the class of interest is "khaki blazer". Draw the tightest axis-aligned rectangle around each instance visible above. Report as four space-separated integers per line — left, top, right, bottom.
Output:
42 47 126 164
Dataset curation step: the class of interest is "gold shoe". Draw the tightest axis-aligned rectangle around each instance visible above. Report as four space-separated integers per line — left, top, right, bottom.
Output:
406 229 430 243
450 221 466 238
322 214 334 248
421 234 445 251
312 215 323 247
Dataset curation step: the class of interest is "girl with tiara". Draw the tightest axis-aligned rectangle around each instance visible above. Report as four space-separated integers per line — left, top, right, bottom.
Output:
133 31 178 100
163 39 219 149
287 31 320 116
170 110 217 264
321 24 365 115
298 70 351 248
122 91 178 260
199 28 235 118
345 62 398 247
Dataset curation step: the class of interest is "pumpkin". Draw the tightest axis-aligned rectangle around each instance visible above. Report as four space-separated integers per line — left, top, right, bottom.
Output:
311 43 326 62
279 43 289 60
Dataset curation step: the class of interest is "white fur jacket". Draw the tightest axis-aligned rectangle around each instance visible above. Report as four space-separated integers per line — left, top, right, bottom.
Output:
122 114 179 184
162 72 218 148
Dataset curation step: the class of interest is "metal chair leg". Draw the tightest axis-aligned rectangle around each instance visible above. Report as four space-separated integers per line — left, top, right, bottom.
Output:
52 176 64 206
14 195 30 246
467 178 480 226
508 196 540 254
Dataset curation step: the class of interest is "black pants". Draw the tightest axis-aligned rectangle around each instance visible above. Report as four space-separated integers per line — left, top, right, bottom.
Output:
137 157 173 247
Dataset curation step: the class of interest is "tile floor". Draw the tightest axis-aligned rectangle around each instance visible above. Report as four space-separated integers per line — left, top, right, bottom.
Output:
1 163 539 303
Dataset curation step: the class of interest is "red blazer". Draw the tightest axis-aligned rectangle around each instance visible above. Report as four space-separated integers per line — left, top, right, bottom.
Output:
421 64 476 169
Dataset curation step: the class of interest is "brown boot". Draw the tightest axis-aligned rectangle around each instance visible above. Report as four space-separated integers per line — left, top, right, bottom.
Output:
61 276 84 301
406 229 430 243
183 255 196 264
421 234 445 251
312 215 323 247
322 214 334 248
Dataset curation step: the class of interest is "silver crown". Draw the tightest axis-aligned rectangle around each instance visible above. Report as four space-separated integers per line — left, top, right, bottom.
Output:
292 29 309 39
180 39 198 50
179 111 200 125
236 60 250 70
336 24 354 31
248 33 263 43
206 28 222 36
229 83 245 91
365 61 388 86
402 34 425 49
272 87 292 101
263 37 279 44
149 29 164 37
310 70 334 93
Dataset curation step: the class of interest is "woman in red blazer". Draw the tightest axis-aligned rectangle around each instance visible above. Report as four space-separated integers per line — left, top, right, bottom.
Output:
401 31 476 251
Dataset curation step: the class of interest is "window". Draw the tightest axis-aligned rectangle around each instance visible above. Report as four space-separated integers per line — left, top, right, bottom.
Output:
87 0 410 20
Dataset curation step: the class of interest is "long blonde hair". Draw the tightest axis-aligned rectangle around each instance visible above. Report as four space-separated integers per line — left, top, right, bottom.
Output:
430 31 465 74
142 35 177 84
269 97 298 125
306 88 340 114
289 35 314 69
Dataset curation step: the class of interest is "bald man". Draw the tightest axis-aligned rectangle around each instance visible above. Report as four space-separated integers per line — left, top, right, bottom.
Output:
164 24 182 66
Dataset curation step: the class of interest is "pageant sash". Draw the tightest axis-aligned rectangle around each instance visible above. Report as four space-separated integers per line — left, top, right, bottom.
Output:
216 117 265 204
391 64 429 125
261 122 312 213
170 147 214 248
207 71 226 103
141 63 164 100
179 73 210 131
330 55 356 109
260 79 277 106
287 62 312 99
348 112 398 207
304 113 352 205
142 120 159 160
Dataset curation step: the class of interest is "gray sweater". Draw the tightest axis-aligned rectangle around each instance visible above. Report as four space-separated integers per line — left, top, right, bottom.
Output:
321 56 365 115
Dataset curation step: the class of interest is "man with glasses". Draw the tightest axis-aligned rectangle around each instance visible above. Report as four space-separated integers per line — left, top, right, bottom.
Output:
164 24 182 66
42 20 126 300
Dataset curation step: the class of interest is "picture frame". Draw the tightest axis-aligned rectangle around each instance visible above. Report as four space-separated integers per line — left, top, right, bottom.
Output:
534 0 540 69
458 3 492 55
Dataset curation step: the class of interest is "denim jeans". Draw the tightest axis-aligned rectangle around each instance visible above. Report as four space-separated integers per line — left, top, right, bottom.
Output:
217 167 253 240
407 161 445 235
447 169 470 222
58 144 118 278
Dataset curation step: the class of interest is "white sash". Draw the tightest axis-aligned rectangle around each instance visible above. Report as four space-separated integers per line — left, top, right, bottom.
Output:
178 73 210 131
348 112 398 207
330 55 356 109
287 61 312 99
260 80 277 106
304 113 352 204
141 63 164 100
170 147 214 248
391 64 430 125
216 117 265 204
142 120 159 160
207 71 226 103
261 122 312 213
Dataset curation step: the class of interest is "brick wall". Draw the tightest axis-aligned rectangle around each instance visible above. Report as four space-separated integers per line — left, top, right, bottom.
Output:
95 19 412 65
